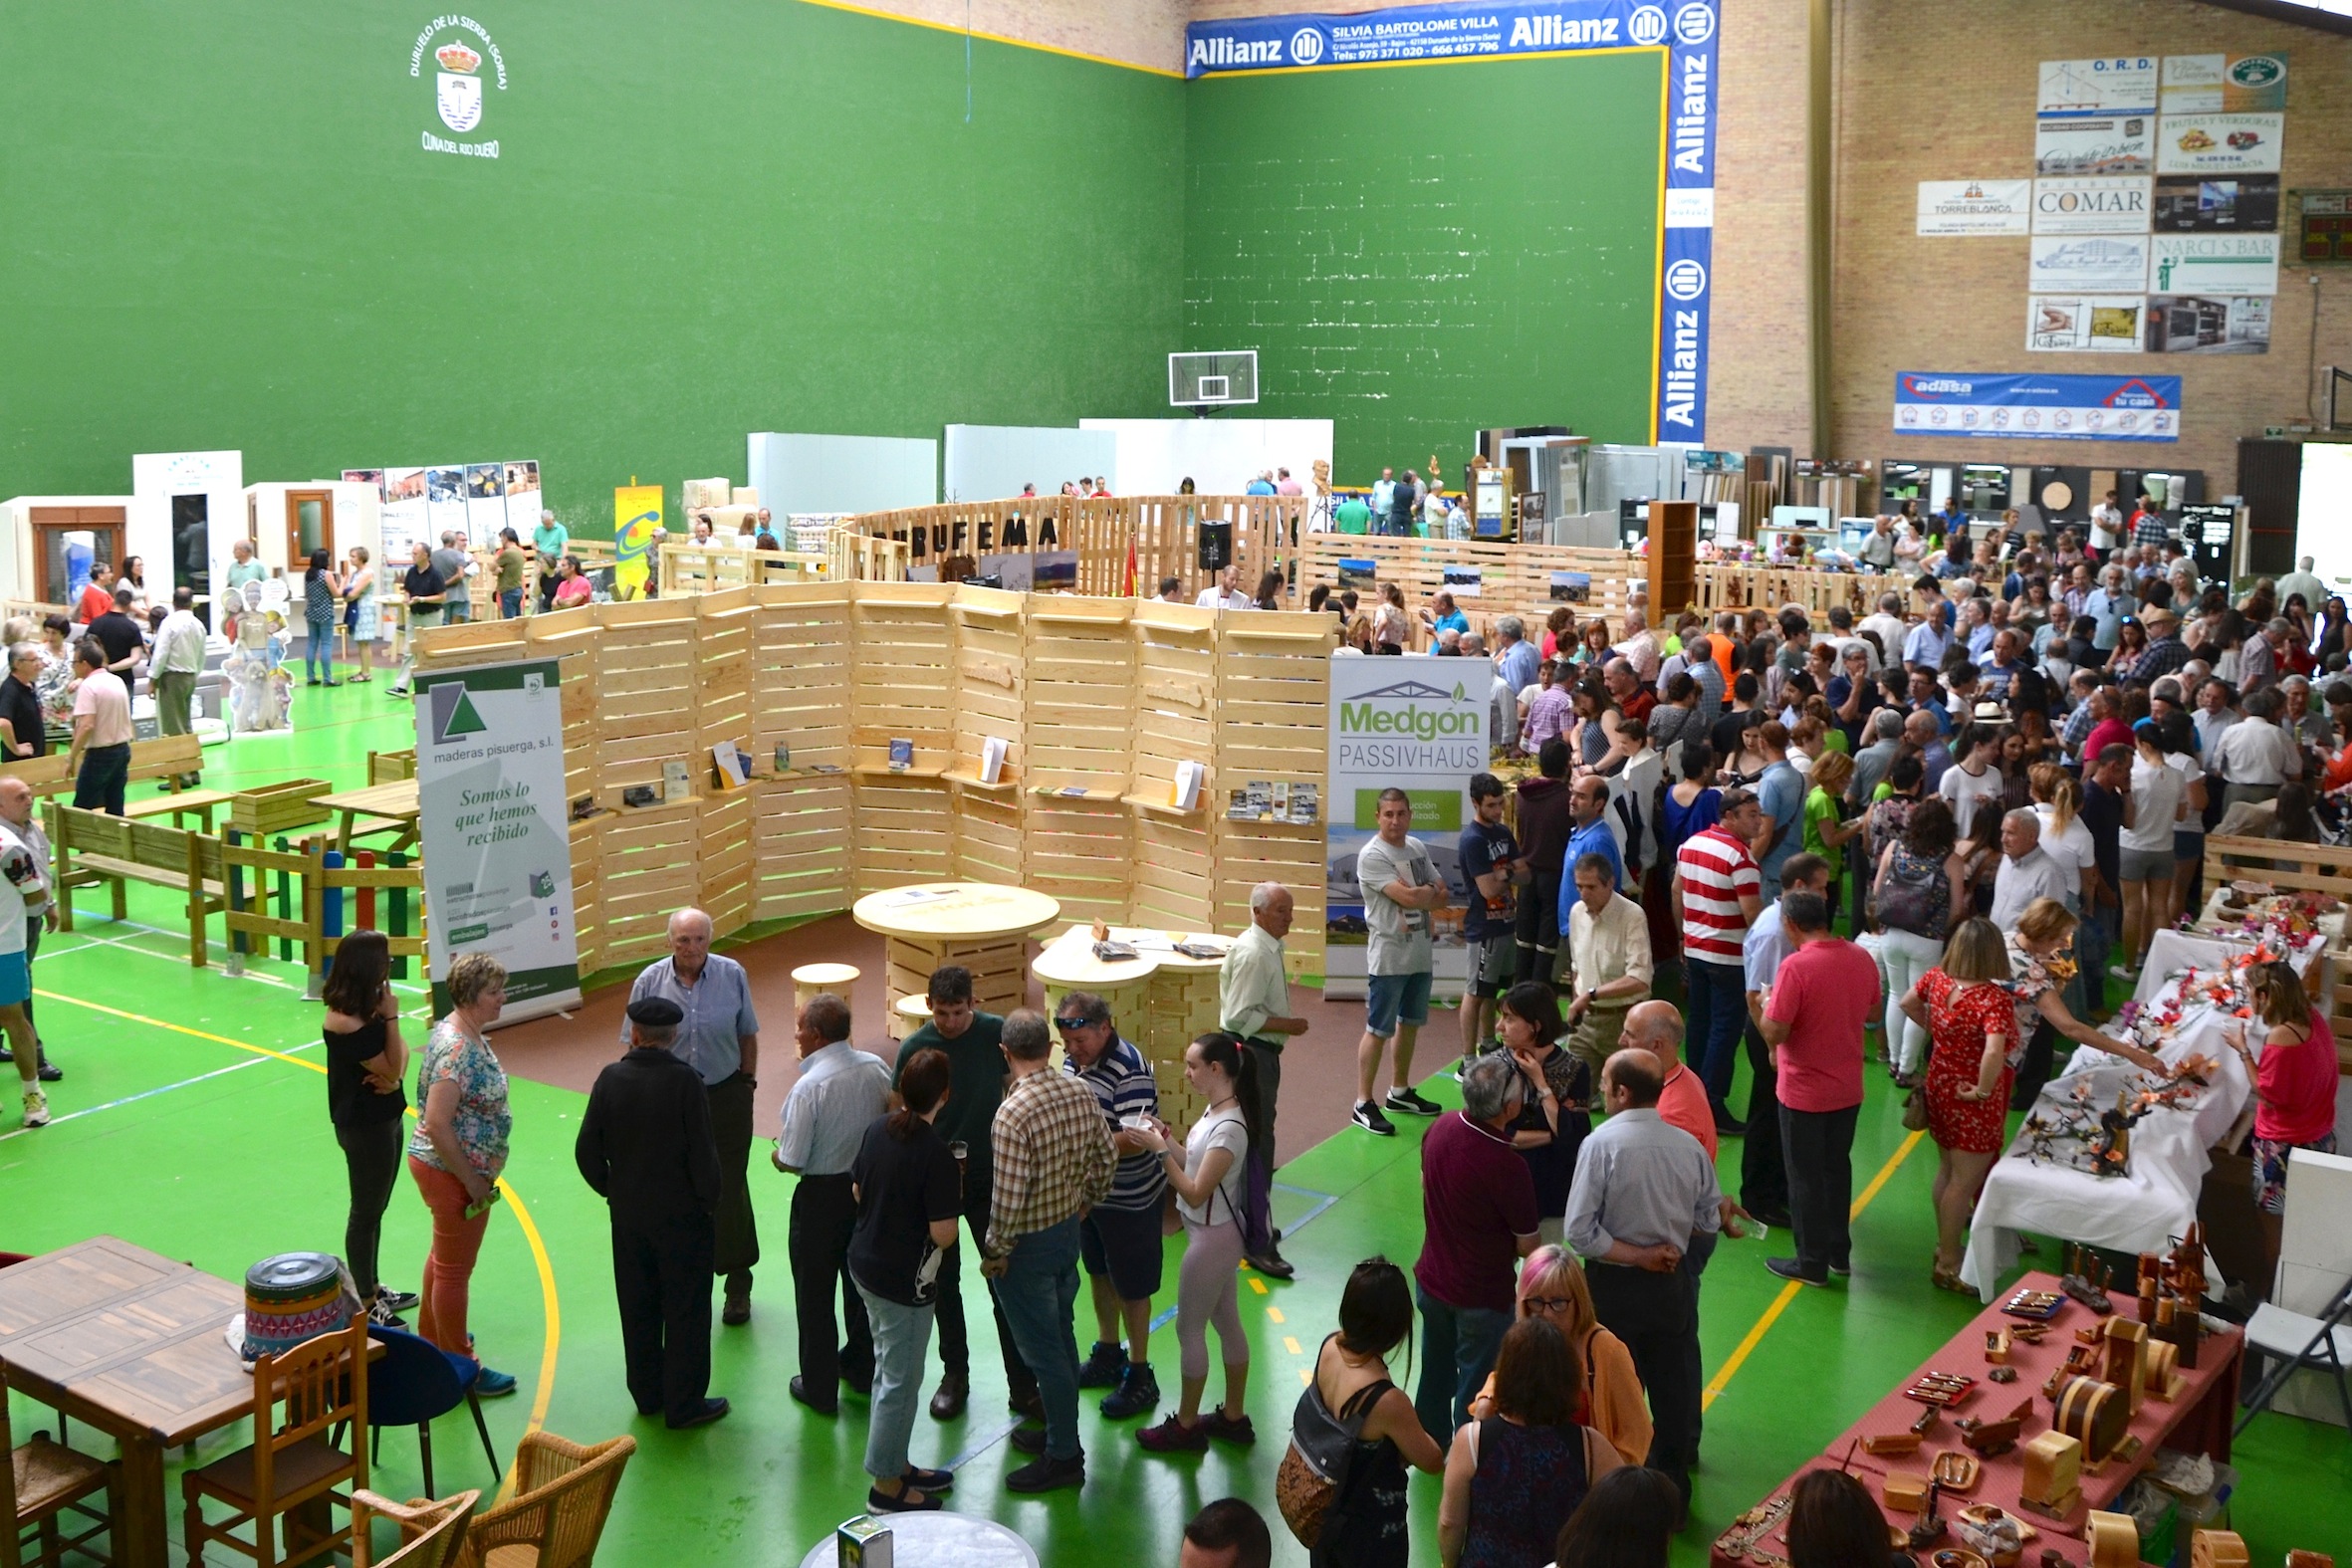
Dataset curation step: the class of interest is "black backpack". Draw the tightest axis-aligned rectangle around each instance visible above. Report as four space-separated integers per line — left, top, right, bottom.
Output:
1877 848 1944 937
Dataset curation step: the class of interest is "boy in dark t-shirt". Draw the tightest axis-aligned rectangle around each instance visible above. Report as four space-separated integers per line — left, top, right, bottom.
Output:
1457 772 1523 1064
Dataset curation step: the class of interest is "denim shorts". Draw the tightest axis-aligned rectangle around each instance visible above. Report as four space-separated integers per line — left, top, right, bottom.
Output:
1365 970 1434 1037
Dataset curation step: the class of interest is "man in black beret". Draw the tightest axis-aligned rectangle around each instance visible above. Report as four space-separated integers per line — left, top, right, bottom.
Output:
576 995 728 1429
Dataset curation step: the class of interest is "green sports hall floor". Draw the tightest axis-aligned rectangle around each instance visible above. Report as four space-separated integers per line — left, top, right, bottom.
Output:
4 685 2346 1567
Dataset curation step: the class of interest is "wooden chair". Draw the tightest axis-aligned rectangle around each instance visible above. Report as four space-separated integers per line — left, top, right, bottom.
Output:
182 1319 369 1568
1 1355 120 1568
451 1433 633 1568
351 1488 478 1568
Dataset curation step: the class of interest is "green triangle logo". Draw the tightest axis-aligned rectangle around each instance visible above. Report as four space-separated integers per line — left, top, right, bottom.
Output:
444 690 489 738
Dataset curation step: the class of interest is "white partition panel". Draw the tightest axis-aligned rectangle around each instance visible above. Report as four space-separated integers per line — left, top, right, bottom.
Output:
746 432 937 516
1079 418 1333 496
943 425 1117 502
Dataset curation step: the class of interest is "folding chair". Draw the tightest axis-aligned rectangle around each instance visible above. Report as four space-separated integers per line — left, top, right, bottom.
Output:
2233 1271 2352 1437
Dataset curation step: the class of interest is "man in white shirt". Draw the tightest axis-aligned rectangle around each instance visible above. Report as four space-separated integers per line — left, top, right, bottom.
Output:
2088 490 2123 559
1859 593 1908 665
2215 688 2302 809
1219 882 1307 1278
1194 564 1252 611
1858 515 1897 571
1989 809 2073 929
2277 556 2327 614
1618 602 1660 683
150 587 209 786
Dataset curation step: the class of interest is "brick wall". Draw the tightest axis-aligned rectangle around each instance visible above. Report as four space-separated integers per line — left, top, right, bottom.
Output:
1829 0 2352 485
1708 0 1812 455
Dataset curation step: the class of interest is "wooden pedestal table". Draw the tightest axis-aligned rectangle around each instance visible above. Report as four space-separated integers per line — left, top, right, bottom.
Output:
0 1235 380 1568
314 778 422 855
851 882 1061 1041
1706 1271 2239 1568
790 962 860 1015
1030 925 1233 1133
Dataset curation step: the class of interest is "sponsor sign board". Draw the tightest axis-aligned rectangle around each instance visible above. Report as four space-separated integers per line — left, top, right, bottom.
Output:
1893 371 2181 443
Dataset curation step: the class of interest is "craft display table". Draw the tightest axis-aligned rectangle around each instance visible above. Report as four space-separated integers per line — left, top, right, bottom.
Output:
1030 924 1233 1130
1960 936 2273 1300
1708 1271 2239 1568
851 881 1061 1040
315 778 422 855
798 1514 1038 1568
0 1235 375 1568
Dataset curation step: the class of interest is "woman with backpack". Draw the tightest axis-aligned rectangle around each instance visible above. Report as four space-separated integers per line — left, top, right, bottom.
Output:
1281 1258 1445 1567
1437 1317 1624 1567
1871 797 1967 1087
1133 1033 1261 1455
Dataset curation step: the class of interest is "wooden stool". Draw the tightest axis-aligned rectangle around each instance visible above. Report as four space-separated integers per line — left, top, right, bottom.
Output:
894 994 934 1029
791 963 860 1017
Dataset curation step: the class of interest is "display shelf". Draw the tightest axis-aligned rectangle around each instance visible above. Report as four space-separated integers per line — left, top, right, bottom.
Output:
944 771 1018 792
1120 792 1205 818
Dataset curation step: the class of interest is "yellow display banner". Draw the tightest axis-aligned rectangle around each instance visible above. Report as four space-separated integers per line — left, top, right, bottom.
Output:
613 484 661 599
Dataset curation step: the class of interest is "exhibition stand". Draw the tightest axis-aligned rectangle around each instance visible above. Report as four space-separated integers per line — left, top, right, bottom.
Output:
1030 922 1232 1133
851 881 1062 1041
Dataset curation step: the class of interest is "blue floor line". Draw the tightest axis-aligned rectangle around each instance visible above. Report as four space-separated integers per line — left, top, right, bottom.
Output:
941 1415 1023 1470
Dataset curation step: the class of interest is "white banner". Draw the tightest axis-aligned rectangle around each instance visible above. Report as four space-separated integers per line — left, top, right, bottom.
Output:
2028 233 2150 293
415 658 583 1020
1918 180 2030 236
2151 233 2279 296
2034 116 2152 176
2031 176 2151 235
2157 113 2284 174
1321 655 1485 1001
2027 296 2146 353
2038 57 2157 117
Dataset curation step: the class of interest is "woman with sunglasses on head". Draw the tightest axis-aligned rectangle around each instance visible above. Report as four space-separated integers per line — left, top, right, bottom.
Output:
1465 1244 1648 1465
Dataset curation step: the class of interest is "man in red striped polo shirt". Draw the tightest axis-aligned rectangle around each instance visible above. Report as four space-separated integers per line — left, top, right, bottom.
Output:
1671 787 1764 1136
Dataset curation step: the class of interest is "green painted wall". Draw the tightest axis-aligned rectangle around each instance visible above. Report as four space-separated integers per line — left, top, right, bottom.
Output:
0 2 1184 519
1182 52 1666 485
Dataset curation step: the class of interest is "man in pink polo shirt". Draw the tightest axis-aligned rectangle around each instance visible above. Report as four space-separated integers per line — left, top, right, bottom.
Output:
1758 891 1882 1286
1621 1000 1715 1164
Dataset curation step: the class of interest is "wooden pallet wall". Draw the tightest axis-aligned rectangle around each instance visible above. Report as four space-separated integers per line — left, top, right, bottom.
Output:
948 587 1028 887
751 585 855 925
1022 600 1136 928
1215 615 1335 977
1129 605 1219 934
850 585 957 894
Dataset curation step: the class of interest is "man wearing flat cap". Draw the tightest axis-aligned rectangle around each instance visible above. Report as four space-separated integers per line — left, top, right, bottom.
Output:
576 995 729 1429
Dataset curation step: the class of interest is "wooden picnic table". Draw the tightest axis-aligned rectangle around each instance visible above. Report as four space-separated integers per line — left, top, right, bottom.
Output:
0 1235 375 1568
313 779 421 855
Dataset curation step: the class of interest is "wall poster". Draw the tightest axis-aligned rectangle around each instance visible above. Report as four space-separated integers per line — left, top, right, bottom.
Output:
414 658 583 1021
1894 371 2182 442
2030 177 2151 235
2028 234 2150 293
2146 295 2270 354
2037 58 2158 117
2153 175 2279 232
1919 180 2031 236
613 483 661 599
2150 233 2279 296
2027 297 2145 353
2034 116 2152 176
2159 52 2287 115
2156 113 2284 174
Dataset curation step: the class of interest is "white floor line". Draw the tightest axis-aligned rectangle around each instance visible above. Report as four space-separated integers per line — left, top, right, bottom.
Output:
0 1040 322 1146
48 917 429 995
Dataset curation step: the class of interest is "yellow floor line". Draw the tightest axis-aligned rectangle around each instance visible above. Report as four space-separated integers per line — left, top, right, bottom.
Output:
1701 1129 1927 1410
33 988 564 1474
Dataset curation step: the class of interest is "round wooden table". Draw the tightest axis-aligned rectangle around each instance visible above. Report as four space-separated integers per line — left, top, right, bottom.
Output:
1029 924 1234 1130
798 1515 1038 1568
851 882 1062 1039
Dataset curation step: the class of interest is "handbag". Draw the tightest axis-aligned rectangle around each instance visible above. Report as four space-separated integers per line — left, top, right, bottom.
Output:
1901 1084 1931 1131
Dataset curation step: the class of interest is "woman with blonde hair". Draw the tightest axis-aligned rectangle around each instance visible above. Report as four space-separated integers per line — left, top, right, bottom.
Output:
1373 582 1409 654
1899 919 2017 1292
406 950 519 1394
1466 1245 1649 1465
2005 898 2162 1102
1800 750 1864 910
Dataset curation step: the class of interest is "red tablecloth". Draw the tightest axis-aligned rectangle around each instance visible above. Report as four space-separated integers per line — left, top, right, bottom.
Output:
1709 1271 2241 1568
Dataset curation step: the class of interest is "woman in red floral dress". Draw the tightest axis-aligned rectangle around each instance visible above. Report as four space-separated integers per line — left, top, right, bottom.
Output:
1899 918 2016 1293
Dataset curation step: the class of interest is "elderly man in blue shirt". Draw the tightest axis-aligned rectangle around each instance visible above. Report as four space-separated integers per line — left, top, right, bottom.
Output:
626 907 763 1325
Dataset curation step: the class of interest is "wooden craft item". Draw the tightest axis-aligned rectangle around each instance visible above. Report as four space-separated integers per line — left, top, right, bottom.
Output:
2189 1530 2249 1568
2008 1323 2051 1345
1912 1404 1943 1438
1905 1371 1977 1407
1933 1451 1982 1492
2100 1317 2148 1418
1711 1493 1789 1561
2001 1287 2066 1321
1908 1478 1950 1550
1883 1471 1930 1513
2019 1431 2082 1507
2282 1553 2334 1568
1988 1366 2018 1385
1985 1327 2011 1364
2048 1375 2128 1462
2144 1338 2182 1400
2085 1510 2139 1568
1930 1552 1989 1568
1862 1432 1922 1456
1955 1398 2033 1458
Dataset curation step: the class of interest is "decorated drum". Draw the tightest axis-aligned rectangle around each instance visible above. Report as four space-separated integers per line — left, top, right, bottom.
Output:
241 1251 351 1361
2047 1374 2127 1461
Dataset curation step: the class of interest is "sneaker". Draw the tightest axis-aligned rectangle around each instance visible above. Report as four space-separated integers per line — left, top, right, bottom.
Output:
1136 1413 1208 1453
1100 1361 1158 1420
2108 964 2136 982
1764 1256 1827 1288
378 1288 421 1313
1351 1100 1396 1137
1076 1340 1127 1390
1199 1409 1258 1447
1005 1453 1085 1493
1384 1086 1441 1117
20 1090 48 1128
473 1366 519 1397
365 1295 407 1329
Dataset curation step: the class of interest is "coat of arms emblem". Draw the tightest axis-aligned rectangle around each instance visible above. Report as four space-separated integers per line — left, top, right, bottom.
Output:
435 42 483 132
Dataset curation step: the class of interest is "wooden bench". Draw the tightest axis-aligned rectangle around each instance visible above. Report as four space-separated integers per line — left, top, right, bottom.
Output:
2199 833 2352 1073
0 733 205 801
50 803 228 965
122 789 232 830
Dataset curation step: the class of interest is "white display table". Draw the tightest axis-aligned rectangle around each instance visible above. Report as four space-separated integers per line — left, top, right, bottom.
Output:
798 1515 1039 1568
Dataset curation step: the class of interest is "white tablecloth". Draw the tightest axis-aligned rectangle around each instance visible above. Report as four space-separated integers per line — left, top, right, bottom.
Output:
1959 942 2256 1300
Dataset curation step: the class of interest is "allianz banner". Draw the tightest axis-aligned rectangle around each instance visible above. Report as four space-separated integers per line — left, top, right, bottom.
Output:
1184 1 1721 446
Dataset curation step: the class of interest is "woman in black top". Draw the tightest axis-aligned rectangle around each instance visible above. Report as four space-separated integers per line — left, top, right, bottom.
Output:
847 1047 961 1513
0 645 47 758
321 929 415 1326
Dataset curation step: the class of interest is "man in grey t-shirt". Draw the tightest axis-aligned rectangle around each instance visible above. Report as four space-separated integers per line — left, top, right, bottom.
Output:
431 532 473 623
1352 787 1448 1136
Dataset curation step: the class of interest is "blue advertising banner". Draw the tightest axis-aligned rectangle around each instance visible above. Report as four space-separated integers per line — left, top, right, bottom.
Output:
1183 1 1720 445
1892 371 2183 443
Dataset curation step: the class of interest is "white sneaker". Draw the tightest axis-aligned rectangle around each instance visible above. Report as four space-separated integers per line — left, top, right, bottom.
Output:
21 1089 50 1127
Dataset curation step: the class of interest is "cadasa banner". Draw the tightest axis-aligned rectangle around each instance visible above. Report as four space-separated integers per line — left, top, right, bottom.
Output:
1183 1 1721 446
1893 372 2182 443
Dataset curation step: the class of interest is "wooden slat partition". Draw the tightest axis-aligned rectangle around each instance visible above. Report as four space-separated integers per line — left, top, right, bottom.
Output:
1129 604 1218 935
1300 534 1635 644
1023 600 1135 928
1215 614 1335 977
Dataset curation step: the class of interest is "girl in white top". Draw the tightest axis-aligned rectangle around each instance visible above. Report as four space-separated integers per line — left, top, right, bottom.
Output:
2119 721 2189 973
1131 1032 1258 1455
2026 764 2095 913
1938 723 2007 839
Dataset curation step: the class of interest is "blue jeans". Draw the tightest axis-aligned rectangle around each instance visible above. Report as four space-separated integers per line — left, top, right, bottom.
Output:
1683 957 1747 1113
855 1283 936 1483
499 587 524 619
304 617 336 681
1413 1283 1510 1440
995 1218 1083 1460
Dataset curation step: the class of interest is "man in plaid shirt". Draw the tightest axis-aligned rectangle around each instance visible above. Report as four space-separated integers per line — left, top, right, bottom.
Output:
982 1008 1115 1493
2126 607 2193 685
2129 496 2171 550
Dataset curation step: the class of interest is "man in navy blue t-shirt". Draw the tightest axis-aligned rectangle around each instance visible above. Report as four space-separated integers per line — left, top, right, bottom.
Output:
1456 773 1523 1060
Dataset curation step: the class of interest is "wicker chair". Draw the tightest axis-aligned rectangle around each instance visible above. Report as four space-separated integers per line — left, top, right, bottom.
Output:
1 1360 120 1568
352 1489 479 1568
451 1434 632 1568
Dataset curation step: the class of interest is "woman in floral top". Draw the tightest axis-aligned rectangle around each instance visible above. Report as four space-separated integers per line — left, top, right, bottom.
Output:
406 951 520 1395
33 616 75 727
2000 898 2163 1108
